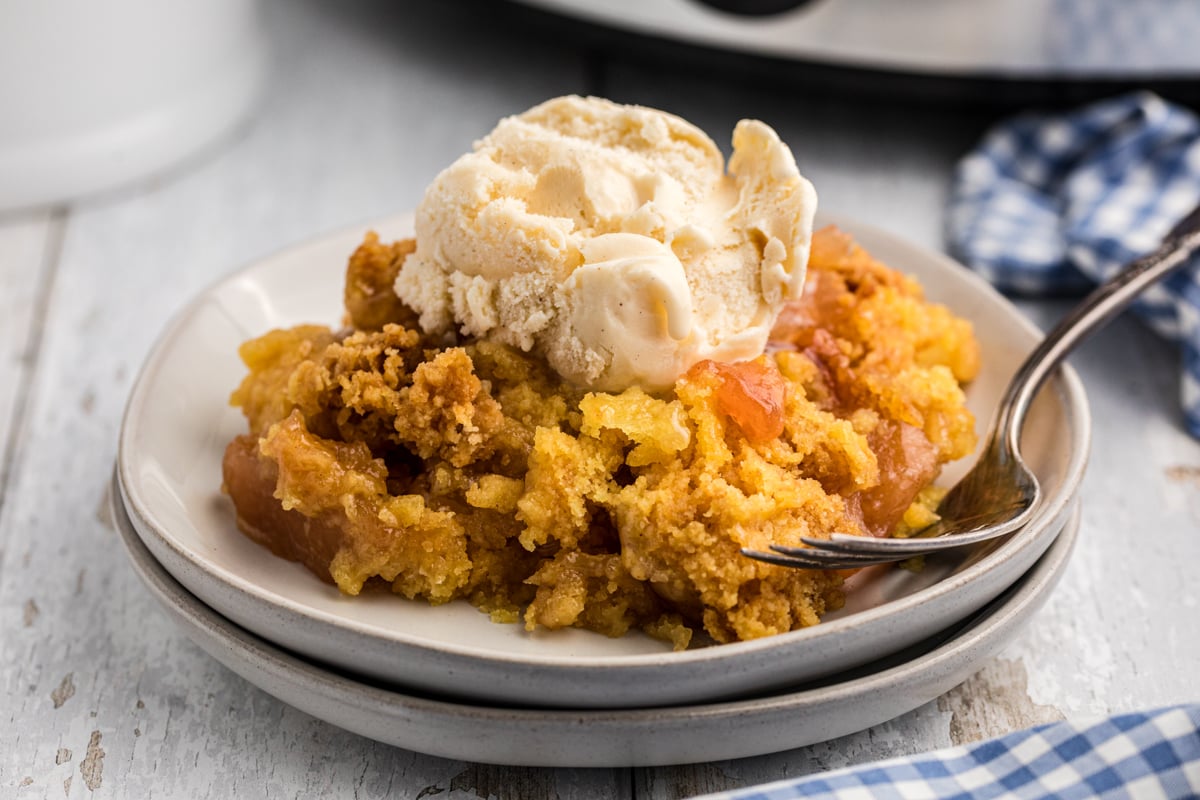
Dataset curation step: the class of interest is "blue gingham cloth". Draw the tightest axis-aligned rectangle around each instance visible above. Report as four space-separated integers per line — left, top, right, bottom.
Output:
946 92 1200 438
695 705 1200 800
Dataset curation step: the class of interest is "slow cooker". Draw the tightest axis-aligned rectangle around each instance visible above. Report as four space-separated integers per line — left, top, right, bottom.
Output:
506 0 1200 105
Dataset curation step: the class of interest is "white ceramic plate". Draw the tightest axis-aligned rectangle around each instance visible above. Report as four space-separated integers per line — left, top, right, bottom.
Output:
115 480 1081 767
117 213 1090 709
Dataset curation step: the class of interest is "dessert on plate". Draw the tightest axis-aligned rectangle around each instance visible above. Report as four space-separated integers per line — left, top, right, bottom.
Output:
222 96 979 648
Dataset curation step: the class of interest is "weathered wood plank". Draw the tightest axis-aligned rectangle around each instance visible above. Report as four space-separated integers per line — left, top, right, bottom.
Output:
0 212 59 513
0 1 625 797
1006 307 1200 719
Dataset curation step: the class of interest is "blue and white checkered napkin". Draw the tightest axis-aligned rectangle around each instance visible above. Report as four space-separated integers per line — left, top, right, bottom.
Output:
946 91 1200 438
696 705 1200 800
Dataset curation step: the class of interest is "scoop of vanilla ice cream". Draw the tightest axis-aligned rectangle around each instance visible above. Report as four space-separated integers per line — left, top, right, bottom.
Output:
394 95 817 392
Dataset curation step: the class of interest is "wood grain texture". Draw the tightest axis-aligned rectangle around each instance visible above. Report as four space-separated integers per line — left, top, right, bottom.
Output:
937 658 1066 745
1004 303 1200 721
4 0 1200 797
0 213 59 514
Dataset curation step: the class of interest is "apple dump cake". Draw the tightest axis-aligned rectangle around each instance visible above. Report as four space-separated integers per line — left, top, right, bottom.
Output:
222 97 979 648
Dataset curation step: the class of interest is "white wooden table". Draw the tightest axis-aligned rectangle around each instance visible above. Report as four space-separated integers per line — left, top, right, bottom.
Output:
3 2 1199 797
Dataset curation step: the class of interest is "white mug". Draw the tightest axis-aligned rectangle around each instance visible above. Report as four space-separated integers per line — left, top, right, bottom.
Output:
0 0 266 212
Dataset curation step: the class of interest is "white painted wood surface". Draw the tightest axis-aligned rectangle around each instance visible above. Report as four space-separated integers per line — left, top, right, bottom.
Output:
2 1 1198 797
0 213 58 507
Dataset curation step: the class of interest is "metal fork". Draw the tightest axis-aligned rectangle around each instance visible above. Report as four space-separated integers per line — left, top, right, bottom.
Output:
743 204 1200 570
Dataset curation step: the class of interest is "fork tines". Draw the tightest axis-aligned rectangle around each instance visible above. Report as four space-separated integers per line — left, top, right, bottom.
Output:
740 546 907 571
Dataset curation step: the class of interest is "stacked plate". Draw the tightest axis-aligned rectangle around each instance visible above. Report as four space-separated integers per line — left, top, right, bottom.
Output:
114 214 1091 767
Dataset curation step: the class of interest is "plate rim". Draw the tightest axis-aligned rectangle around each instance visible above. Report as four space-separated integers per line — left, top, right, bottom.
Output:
116 212 1091 671
114 472 1081 766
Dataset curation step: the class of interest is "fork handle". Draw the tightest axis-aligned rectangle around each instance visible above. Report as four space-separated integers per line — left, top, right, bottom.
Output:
995 203 1200 451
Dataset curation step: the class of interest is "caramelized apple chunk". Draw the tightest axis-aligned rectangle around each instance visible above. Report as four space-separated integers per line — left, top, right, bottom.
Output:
688 358 788 444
